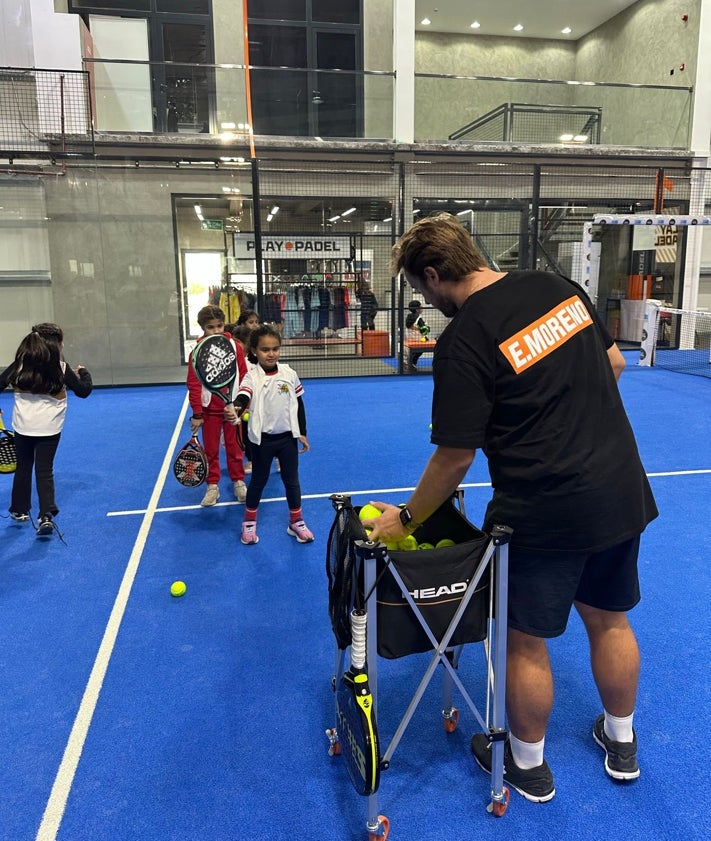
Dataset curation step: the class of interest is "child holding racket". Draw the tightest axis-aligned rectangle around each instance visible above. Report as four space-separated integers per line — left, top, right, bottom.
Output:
233 324 313 545
187 306 248 506
0 323 92 536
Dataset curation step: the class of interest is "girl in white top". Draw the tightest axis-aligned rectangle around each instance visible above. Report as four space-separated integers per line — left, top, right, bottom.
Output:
234 324 313 546
0 323 92 535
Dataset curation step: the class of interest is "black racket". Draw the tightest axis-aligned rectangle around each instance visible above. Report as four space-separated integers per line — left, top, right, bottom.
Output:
335 608 380 796
0 411 17 474
191 334 238 406
173 434 208 487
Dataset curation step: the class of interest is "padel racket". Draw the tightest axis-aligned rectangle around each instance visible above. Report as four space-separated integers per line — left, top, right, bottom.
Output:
173 434 208 487
0 411 17 474
191 334 238 406
335 608 380 796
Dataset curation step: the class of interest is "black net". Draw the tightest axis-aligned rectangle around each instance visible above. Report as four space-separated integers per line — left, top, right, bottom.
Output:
326 495 367 650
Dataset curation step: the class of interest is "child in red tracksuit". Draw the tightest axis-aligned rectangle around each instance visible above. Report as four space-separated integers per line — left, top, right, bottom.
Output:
187 305 248 506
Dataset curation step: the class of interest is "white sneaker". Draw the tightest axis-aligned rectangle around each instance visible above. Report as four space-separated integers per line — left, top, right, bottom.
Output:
234 480 247 503
200 484 219 506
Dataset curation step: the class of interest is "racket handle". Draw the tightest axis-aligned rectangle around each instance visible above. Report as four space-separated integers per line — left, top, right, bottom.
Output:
350 609 367 670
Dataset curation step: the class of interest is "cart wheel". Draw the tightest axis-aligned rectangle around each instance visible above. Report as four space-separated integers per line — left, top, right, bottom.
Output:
443 707 459 733
368 814 390 839
488 786 510 817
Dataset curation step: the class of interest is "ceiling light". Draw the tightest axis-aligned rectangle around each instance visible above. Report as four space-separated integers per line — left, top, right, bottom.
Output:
421 18 431 25
456 209 473 216
193 204 203 220
341 207 357 217
270 205 280 216
328 215 340 222
470 21 480 29
559 134 574 142
574 135 589 142
267 214 274 222
513 24 524 32
561 27 572 35
383 216 392 222
220 121 236 130
412 209 421 215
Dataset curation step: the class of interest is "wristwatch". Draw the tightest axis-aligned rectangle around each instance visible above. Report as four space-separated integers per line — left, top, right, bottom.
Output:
398 505 421 531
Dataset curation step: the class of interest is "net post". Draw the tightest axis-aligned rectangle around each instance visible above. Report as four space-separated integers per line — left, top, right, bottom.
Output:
639 299 661 367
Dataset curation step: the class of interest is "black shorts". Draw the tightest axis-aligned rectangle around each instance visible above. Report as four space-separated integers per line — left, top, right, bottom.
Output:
507 536 642 638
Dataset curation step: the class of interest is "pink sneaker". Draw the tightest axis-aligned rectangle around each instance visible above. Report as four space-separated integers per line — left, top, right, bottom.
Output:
287 520 314 543
241 520 259 545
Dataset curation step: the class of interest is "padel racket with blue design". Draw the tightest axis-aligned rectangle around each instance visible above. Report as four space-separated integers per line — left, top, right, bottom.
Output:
335 608 380 796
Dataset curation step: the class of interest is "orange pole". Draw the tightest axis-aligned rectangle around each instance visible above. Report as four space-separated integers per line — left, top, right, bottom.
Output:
241 0 256 160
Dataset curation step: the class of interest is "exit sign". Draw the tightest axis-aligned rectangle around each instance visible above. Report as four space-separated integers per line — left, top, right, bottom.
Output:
201 219 223 231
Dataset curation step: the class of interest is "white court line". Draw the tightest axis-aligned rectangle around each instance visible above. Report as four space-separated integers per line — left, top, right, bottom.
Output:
104 469 711 519
35 394 192 841
105 482 494 517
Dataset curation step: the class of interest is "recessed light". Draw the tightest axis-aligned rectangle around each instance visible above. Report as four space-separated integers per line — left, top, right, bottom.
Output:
574 135 588 142
341 207 357 217
559 134 574 142
561 27 572 35
470 21 480 29
421 18 431 25
513 24 524 32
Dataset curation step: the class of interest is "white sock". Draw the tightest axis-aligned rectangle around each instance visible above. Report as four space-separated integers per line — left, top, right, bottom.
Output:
509 734 545 770
604 711 634 743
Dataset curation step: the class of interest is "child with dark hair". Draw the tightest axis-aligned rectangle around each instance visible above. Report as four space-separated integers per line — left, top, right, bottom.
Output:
236 309 261 330
0 323 92 536
405 300 431 370
233 324 313 545
187 305 248 506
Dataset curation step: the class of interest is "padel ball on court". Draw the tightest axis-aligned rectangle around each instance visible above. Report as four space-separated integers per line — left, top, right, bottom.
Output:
435 538 456 549
170 580 187 598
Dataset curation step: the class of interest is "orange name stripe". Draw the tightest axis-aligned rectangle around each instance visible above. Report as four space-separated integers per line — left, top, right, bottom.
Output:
499 295 592 374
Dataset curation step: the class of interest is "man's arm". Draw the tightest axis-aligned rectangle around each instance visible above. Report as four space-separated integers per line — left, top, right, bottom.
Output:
364 445 475 544
607 343 625 382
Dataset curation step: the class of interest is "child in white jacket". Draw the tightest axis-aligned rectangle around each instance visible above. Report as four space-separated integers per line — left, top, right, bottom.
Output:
234 325 313 546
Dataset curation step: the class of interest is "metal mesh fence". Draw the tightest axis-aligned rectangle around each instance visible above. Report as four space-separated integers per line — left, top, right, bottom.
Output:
0 67 94 159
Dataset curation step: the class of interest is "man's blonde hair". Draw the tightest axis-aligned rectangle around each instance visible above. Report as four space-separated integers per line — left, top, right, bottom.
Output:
391 213 486 282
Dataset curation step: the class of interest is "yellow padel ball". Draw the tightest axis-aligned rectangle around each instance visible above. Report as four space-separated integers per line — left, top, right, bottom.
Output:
170 580 187 598
435 538 456 549
359 503 382 522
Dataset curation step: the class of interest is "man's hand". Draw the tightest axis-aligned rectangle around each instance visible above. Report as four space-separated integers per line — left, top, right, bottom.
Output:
360 501 408 545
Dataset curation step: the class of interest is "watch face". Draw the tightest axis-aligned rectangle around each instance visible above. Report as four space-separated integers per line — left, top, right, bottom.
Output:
399 507 412 526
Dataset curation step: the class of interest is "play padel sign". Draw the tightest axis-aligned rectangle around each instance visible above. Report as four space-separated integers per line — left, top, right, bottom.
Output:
232 234 350 259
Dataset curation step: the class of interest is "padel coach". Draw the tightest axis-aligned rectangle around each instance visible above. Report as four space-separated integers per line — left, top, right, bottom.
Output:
363 213 658 802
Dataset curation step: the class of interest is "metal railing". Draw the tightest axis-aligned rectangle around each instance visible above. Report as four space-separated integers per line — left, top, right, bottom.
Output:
416 72 693 148
0 66 94 159
449 102 602 144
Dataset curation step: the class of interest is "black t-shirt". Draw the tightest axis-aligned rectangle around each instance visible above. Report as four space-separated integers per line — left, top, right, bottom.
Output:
431 271 658 551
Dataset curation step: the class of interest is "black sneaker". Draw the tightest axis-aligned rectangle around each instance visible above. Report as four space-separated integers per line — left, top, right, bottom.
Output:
593 714 640 780
36 515 54 537
10 512 30 522
470 733 555 803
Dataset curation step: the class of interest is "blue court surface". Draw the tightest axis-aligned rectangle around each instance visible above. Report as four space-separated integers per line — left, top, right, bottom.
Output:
1 365 709 841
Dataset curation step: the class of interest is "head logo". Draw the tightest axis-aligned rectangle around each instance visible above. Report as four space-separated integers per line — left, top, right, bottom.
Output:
285 241 294 251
